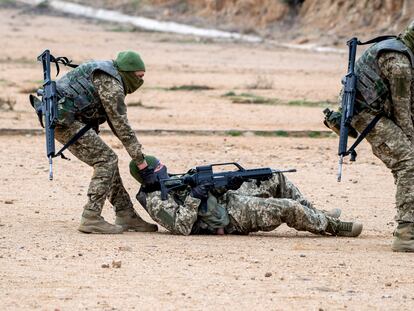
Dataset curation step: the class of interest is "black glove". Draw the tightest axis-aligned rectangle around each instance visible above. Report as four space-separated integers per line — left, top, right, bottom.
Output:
140 166 157 185
226 176 244 191
191 183 210 200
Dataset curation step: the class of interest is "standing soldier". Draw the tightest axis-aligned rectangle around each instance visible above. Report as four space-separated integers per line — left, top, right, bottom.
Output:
325 22 414 252
36 51 158 234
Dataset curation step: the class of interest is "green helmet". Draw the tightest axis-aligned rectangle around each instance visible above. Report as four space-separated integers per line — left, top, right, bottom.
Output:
130 155 160 184
399 20 414 53
115 50 145 72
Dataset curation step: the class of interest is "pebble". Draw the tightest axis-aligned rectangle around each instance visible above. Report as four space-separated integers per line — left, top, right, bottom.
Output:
112 260 122 268
385 282 392 287
101 264 110 268
265 272 272 277
118 246 132 252
4 200 13 204
300 254 306 258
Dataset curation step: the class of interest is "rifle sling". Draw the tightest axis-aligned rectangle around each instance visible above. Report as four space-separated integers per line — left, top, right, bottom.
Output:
346 113 383 157
54 123 93 160
357 35 397 45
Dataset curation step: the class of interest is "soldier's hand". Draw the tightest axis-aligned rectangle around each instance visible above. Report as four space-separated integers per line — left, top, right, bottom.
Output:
140 166 158 185
191 183 210 200
323 108 358 138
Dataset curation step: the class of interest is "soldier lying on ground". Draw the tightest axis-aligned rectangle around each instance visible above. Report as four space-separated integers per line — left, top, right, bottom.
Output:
325 21 414 252
130 156 363 237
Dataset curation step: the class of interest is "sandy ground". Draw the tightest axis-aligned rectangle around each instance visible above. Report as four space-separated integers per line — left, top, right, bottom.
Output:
0 4 413 311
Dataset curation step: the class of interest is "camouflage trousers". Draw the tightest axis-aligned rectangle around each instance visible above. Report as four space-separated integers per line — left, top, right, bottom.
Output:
225 174 334 234
55 121 133 214
352 110 414 223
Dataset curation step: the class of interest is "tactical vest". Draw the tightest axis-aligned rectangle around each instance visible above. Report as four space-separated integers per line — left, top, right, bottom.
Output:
355 38 414 110
56 60 123 123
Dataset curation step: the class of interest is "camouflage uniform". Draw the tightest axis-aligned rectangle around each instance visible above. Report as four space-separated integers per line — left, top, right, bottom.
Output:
140 174 339 235
55 71 144 214
335 42 414 223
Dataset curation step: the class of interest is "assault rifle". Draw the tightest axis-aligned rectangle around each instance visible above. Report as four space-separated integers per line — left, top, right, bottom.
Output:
159 162 296 200
37 50 58 180
337 37 358 182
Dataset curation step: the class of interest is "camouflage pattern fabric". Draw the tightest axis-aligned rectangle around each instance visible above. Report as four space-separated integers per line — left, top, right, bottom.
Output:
223 174 334 234
333 50 414 223
54 72 145 213
92 72 145 165
142 174 337 235
377 52 414 144
144 190 200 235
354 38 414 112
352 109 414 223
55 121 133 213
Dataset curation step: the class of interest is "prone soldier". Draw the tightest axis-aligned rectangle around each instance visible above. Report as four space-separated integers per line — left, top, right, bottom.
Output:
130 156 363 237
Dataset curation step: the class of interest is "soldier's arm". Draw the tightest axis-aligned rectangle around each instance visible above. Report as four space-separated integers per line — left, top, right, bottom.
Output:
378 52 414 143
145 192 200 235
93 71 145 164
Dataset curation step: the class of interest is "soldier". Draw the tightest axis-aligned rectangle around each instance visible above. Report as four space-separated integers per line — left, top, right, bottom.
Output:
130 156 363 237
324 22 414 251
37 51 159 234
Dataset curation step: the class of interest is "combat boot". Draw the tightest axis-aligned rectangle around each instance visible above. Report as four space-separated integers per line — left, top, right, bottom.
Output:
392 223 414 252
326 219 363 237
115 208 158 232
78 210 124 234
325 208 342 219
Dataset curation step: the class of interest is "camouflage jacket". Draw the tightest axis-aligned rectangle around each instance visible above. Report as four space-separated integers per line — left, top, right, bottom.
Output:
332 40 414 144
56 65 145 164
355 38 414 113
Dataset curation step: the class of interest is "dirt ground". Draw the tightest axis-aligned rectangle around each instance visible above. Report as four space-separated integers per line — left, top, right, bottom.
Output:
0 5 413 311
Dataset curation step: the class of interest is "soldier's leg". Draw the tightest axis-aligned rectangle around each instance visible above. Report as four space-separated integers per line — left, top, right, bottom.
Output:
55 121 123 234
109 168 158 232
353 110 414 222
353 110 414 251
226 193 361 236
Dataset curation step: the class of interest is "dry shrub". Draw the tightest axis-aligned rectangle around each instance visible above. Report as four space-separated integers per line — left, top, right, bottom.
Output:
246 75 274 90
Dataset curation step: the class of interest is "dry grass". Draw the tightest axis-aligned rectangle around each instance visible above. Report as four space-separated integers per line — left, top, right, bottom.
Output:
246 75 274 90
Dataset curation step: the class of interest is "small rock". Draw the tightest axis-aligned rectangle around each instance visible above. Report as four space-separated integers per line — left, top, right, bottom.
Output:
112 260 122 268
385 282 392 287
118 246 132 252
300 254 306 258
34 211 39 214
4 200 13 204
265 272 272 278
101 264 110 268
78 253 83 257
